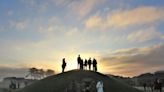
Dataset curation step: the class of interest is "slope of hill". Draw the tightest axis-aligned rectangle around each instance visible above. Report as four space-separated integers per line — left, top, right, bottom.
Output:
17 70 143 92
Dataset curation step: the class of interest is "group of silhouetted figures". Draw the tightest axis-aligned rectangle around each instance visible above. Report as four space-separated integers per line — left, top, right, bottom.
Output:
62 55 98 73
77 55 97 72
143 78 162 92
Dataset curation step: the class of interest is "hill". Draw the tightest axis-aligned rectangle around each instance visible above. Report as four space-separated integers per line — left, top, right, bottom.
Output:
17 70 143 92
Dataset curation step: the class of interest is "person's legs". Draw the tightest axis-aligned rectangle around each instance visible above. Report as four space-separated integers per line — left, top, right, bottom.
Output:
89 65 91 70
62 67 64 73
159 88 162 92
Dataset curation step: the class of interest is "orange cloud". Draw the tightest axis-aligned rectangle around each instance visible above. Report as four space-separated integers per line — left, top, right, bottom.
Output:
100 44 164 76
85 15 103 29
85 6 164 29
108 6 164 27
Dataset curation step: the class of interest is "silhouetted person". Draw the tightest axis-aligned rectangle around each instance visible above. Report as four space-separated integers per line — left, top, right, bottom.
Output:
143 83 146 91
93 58 97 72
17 82 20 89
80 59 84 70
157 79 162 92
154 78 158 91
149 82 154 91
62 58 67 73
77 55 81 69
88 58 92 70
84 59 88 70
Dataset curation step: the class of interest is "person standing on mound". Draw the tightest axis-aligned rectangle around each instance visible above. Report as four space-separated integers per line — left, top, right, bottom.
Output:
80 59 84 70
77 55 81 69
93 58 97 72
88 58 92 70
62 58 67 73
84 59 88 70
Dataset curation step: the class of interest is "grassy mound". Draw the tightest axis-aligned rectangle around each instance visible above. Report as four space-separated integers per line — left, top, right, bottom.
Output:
17 70 143 92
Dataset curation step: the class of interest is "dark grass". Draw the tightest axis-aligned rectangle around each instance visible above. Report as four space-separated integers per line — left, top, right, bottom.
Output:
17 70 143 92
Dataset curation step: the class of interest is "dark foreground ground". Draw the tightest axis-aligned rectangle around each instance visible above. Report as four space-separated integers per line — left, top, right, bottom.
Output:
12 70 143 92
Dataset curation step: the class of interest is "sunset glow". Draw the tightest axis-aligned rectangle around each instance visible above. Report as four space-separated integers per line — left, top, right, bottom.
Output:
0 0 164 79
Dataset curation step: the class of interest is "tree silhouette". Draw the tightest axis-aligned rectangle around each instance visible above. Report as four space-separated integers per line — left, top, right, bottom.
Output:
45 69 55 77
29 67 38 80
26 67 55 80
38 69 45 79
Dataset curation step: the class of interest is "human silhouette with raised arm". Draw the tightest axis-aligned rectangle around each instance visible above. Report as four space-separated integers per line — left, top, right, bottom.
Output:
62 58 67 73
88 58 92 70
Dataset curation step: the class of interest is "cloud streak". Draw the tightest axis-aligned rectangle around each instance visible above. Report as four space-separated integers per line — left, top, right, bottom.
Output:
100 44 164 76
108 6 164 27
127 26 162 42
69 0 105 17
85 6 164 29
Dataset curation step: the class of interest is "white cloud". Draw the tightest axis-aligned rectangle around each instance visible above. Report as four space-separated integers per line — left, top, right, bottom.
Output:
9 20 28 31
65 27 78 36
127 27 161 42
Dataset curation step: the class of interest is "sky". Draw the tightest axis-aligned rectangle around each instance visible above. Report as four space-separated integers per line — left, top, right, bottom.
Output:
0 0 164 79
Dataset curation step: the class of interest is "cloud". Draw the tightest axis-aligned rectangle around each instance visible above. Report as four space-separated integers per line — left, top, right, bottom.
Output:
161 35 164 39
49 0 70 6
85 6 164 29
85 14 104 29
68 0 105 18
127 27 161 42
21 0 36 6
21 0 50 13
100 44 164 76
36 16 65 34
6 11 13 16
44 0 105 18
9 20 29 31
0 27 5 32
108 6 164 27
65 27 79 36
112 47 151 56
